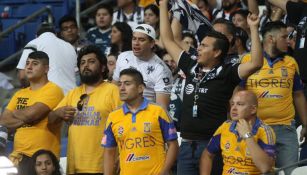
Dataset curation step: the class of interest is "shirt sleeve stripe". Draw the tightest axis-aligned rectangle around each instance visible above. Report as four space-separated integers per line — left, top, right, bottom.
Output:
206 134 221 154
102 122 117 148
158 117 178 141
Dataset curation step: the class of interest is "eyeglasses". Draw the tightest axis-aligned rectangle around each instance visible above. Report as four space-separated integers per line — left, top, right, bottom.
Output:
77 94 88 111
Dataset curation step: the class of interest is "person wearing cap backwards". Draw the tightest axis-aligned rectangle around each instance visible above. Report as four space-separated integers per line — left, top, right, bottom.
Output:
112 23 173 109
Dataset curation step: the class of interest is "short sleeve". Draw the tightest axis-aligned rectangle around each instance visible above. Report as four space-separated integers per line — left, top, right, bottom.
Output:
258 126 276 158
154 65 173 94
6 92 19 111
206 123 224 154
102 119 117 148
158 108 178 141
54 90 73 110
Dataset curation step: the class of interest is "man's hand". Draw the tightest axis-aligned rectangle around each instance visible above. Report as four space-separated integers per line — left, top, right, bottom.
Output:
54 106 76 123
247 13 260 28
236 119 252 138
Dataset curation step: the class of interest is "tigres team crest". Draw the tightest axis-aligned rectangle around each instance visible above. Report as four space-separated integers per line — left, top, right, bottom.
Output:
144 122 151 133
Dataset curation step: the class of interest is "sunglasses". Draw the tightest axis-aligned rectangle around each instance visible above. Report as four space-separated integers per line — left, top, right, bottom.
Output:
77 94 88 111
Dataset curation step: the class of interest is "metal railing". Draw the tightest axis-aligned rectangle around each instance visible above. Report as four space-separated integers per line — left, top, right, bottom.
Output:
0 5 53 70
263 158 307 175
0 5 53 39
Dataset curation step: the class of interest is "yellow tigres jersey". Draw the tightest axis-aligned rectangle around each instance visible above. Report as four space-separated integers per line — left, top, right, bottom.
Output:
6 82 64 158
102 98 177 175
207 119 276 175
55 82 121 174
241 53 303 125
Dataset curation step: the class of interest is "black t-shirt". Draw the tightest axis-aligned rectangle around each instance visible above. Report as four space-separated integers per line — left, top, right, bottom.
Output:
178 52 241 140
287 1 307 82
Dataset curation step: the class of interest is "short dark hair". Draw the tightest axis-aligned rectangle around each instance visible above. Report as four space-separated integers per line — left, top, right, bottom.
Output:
235 27 249 51
213 18 236 46
120 68 145 86
31 149 61 175
77 45 109 79
28 51 49 65
206 30 230 61
261 21 287 38
230 9 249 21
182 30 198 48
36 23 55 36
96 4 113 16
59 15 77 29
144 4 159 17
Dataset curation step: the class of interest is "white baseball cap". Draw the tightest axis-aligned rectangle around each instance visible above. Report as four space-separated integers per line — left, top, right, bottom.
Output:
133 24 156 40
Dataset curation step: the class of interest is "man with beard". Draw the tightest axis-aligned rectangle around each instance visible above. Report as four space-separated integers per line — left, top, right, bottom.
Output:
49 45 121 174
212 0 242 20
240 21 307 174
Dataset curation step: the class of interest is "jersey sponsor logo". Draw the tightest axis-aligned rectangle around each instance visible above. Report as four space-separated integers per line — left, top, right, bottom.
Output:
144 122 151 133
126 153 150 162
227 167 248 175
163 77 170 85
185 84 194 95
119 136 156 150
258 91 283 99
247 78 292 88
223 155 253 166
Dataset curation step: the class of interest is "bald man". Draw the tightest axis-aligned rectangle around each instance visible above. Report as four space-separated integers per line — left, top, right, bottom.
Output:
200 91 276 175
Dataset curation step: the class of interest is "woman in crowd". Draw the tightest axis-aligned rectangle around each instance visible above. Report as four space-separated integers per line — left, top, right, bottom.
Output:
31 149 61 175
110 22 132 56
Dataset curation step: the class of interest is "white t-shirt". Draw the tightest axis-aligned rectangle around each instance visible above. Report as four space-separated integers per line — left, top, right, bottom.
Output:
113 51 173 102
17 32 77 94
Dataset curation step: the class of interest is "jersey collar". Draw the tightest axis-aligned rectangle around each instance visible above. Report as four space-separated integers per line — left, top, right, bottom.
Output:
229 117 262 141
263 51 285 68
123 98 149 115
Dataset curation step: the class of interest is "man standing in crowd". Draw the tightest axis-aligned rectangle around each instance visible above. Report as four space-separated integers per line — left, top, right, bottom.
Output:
160 0 263 174
87 4 113 55
200 90 276 175
241 21 307 174
103 68 178 175
17 23 77 94
49 45 121 174
58 15 91 51
112 23 173 109
0 51 64 175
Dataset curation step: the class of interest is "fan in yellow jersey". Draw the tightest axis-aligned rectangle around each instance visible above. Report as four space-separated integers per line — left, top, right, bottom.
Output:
49 45 121 175
200 90 276 175
240 21 307 174
0 51 64 175
102 68 179 175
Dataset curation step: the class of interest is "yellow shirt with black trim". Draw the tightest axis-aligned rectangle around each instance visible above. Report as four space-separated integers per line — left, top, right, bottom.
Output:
6 82 64 158
207 118 276 175
241 53 303 125
55 82 121 174
102 98 178 175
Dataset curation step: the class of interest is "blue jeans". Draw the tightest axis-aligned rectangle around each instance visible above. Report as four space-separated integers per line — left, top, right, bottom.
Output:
270 123 299 175
177 140 223 175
